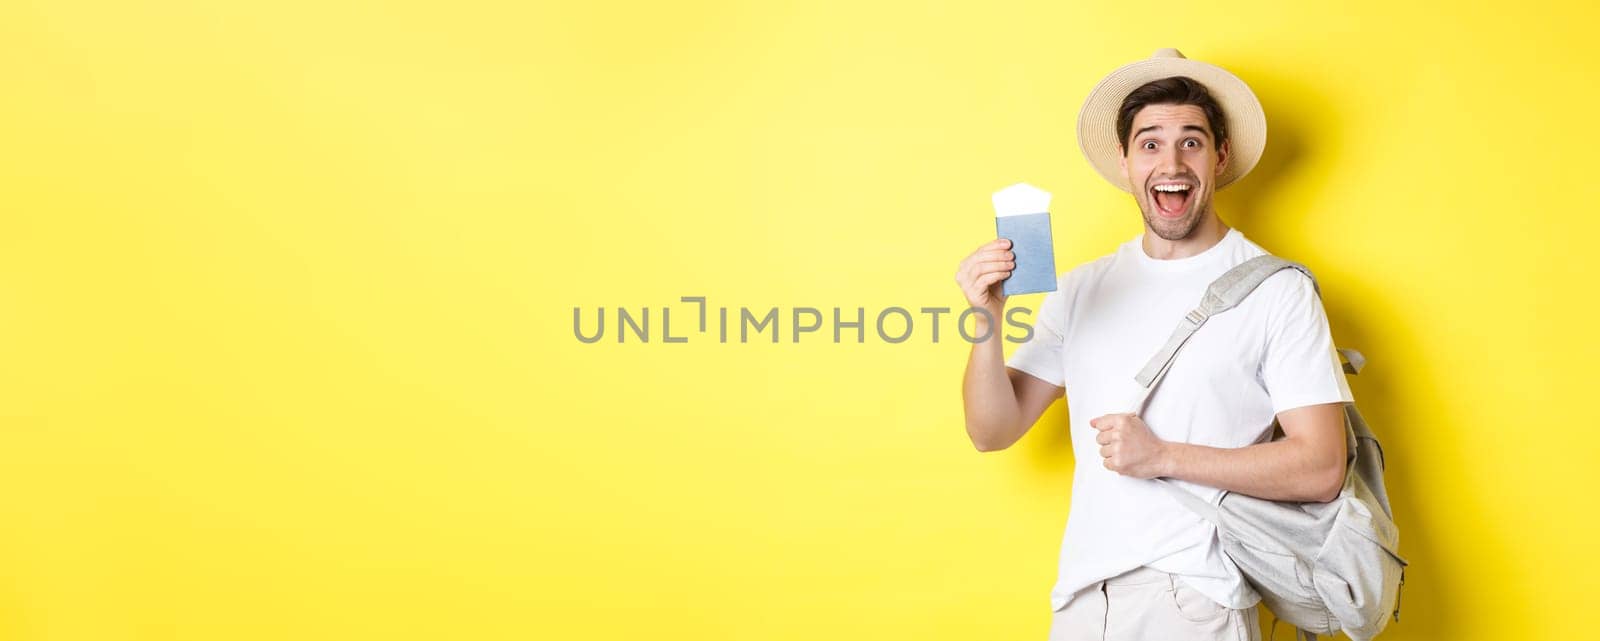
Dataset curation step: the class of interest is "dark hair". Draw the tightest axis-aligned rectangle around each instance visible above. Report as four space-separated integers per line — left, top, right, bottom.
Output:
1116 76 1228 154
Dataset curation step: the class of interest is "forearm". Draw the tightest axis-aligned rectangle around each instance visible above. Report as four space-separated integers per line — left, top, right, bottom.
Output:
962 315 1020 450
1160 437 1344 503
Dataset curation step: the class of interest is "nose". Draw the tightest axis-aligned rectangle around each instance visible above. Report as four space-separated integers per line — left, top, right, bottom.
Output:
1160 145 1185 175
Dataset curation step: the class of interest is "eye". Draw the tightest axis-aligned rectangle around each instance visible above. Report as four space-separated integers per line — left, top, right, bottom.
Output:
1183 138 1201 148
1142 140 1157 150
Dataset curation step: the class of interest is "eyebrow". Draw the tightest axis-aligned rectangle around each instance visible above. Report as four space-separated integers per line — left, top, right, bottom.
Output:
1134 124 1212 140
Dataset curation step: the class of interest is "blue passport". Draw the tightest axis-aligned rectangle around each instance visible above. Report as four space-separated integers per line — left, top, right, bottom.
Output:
991 183 1057 296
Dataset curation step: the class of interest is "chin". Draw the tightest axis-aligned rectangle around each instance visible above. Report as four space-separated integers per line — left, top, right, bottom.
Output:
1143 207 1202 241
1150 225 1195 242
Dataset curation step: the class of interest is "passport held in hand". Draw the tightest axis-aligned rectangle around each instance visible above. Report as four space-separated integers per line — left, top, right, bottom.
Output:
991 182 1057 296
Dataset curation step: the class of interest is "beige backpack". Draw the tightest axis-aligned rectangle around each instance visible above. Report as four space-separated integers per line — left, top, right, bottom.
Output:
1131 254 1408 641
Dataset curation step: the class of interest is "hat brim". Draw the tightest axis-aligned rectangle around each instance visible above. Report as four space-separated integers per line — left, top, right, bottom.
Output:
1077 56 1266 193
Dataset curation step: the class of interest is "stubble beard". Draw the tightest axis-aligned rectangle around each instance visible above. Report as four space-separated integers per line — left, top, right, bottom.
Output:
1140 194 1208 242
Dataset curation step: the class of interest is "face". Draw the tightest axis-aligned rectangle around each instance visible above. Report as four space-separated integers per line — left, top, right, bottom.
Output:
1117 103 1230 241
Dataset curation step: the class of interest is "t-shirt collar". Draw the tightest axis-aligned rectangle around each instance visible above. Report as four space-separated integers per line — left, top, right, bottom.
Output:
1129 227 1239 273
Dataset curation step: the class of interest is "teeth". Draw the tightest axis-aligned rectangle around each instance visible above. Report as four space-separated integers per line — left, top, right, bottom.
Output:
1153 184 1192 192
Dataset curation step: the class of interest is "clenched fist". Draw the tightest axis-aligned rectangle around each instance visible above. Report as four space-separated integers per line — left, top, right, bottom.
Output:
1090 413 1171 479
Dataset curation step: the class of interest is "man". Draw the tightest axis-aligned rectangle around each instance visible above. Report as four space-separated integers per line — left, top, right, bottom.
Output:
954 49 1354 641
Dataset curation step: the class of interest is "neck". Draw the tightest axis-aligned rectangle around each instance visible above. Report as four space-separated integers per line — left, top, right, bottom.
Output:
1142 211 1230 260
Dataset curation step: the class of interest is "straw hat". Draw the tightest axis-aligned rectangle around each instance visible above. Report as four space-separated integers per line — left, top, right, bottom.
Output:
1076 48 1266 193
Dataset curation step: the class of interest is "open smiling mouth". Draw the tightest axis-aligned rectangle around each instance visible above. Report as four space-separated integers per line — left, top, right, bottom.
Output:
1150 183 1194 218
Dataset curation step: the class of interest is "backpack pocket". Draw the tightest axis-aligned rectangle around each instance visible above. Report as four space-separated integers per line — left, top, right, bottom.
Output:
1217 525 1336 633
1312 498 1408 641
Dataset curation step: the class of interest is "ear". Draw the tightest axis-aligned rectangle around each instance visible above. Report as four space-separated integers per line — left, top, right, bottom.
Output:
1216 139 1231 174
1117 143 1127 173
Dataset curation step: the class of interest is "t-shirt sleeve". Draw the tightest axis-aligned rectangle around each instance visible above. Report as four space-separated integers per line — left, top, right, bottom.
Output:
1259 271 1355 415
1004 274 1068 387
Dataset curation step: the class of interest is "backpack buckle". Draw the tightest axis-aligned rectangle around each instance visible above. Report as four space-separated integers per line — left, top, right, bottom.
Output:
1184 309 1206 326
1393 567 1405 622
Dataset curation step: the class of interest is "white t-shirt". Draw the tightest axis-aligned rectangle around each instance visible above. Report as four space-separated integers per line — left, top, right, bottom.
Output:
1006 227 1354 612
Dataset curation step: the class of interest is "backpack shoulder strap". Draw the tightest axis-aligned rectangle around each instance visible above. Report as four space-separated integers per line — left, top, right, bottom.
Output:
1128 254 1317 414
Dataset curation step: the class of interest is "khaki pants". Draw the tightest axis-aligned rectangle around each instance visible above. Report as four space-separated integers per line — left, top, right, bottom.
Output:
1047 566 1262 641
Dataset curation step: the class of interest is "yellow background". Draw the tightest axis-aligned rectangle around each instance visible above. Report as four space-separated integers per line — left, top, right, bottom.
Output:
2 1 1596 639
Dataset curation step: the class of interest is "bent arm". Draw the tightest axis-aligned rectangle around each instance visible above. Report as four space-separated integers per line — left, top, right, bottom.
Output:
962 316 1062 452
1159 402 1347 502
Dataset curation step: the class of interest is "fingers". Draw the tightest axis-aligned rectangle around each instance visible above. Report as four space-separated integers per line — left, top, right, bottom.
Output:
956 261 1014 291
958 239 1013 270
974 259 1015 275
956 251 1016 281
955 239 1017 308
955 239 1017 310
973 249 1014 263
966 271 1006 296
1090 415 1133 431
1095 416 1117 469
